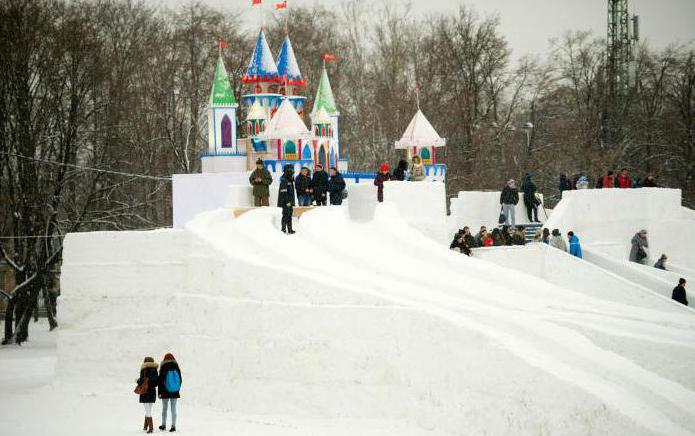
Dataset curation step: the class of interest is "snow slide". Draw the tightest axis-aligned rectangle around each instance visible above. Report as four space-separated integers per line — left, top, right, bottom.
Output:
57 204 695 435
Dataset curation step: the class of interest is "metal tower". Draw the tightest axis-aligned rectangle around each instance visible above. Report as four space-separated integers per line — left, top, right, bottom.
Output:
606 0 639 142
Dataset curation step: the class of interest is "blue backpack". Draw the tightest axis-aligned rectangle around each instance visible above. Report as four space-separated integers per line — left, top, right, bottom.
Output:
164 370 181 393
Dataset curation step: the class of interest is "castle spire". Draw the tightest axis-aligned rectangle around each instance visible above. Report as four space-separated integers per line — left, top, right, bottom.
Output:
276 34 305 88
242 29 279 84
311 66 338 116
210 57 237 106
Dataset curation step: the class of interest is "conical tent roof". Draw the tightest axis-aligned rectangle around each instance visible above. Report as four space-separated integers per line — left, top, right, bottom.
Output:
310 106 332 125
259 98 313 140
246 100 267 121
210 57 237 106
394 109 446 149
311 67 338 116
276 35 305 86
242 29 279 83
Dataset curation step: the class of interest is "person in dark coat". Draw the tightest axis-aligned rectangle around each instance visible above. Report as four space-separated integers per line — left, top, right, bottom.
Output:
629 230 649 264
500 179 519 227
521 173 540 223
491 228 505 246
137 357 159 433
157 353 182 432
672 278 688 306
295 167 313 207
392 159 408 181
374 164 391 202
559 174 572 192
278 165 296 234
643 175 657 187
500 225 513 246
450 232 472 256
311 164 329 206
249 159 273 207
327 167 346 205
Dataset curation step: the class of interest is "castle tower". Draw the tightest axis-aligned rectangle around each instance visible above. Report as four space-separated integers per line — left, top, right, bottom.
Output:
241 29 282 125
276 34 307 117
310 66 346 171
201 55 245 173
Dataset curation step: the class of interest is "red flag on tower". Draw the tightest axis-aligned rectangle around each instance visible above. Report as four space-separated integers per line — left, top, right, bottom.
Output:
219 39 227 49
275 1 287 9
322 53 338 62
252 0 262 5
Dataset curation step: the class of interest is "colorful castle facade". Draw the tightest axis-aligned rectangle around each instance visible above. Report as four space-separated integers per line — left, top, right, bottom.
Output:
201 29 346 175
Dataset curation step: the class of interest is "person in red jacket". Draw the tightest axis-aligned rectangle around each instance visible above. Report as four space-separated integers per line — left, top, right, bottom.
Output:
602 170 616 188
374 164 391 202
616 168 631 188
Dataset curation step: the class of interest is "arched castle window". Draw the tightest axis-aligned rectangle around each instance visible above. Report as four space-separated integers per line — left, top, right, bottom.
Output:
284 141 297 160
221 115 232 148
302 144 312 160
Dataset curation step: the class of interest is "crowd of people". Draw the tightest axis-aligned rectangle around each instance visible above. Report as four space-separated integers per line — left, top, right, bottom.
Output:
560 168 658 192
135 353 183 433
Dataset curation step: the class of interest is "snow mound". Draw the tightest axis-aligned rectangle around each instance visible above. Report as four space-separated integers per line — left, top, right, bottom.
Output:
57 205 695 435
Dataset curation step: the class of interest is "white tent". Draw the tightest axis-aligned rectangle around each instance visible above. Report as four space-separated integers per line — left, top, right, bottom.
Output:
259 98 314 141
394 109 446 149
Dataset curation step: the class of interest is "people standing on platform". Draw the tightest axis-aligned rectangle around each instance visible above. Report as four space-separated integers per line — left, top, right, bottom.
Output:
374 164 391 202
295 167 313 207
410 156 425 181
249 159 273 207
568 231 583 258
278 165 296 234
311 164 329 206
500 179 519 227
327 167 346 206
521 172 540 223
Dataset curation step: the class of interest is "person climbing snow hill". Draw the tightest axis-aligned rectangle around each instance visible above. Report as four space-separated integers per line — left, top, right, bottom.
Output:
629 230 649 265
158 353 182 433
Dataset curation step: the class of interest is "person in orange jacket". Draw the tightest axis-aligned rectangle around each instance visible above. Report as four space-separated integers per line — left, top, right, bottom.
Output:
616 168 631 188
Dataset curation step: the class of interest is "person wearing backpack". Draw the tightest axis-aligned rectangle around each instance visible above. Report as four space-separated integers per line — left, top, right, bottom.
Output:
158 353 182 432
136 356 159 433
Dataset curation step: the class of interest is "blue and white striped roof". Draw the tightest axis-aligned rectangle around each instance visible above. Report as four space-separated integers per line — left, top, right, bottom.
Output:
243 29 279 82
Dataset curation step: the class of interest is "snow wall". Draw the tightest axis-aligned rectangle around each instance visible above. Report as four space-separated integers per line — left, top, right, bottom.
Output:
543 188 695 274
448 191 547 233
58 200 695 435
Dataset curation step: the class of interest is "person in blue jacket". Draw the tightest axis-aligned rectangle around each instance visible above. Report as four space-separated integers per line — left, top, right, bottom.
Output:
567 231 582 258
278 165 296 234
327 167 346 205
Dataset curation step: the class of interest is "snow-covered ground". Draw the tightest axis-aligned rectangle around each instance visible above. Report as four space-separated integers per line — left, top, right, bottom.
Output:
3 187 695 435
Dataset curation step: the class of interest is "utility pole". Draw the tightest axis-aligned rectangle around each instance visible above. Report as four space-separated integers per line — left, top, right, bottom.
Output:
606 0 639 144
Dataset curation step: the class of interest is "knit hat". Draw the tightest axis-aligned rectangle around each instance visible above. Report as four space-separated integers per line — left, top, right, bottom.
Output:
380 164 389 172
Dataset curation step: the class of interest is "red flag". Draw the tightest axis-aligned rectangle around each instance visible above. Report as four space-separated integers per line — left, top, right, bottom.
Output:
322 53 338 62
252 0 262 5
274 1 287 9
219 39 227 49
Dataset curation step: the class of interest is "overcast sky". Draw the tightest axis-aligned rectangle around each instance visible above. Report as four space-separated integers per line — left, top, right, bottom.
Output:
149 0 695 59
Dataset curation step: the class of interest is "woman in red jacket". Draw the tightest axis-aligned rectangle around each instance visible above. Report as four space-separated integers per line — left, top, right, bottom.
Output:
616 168 631 188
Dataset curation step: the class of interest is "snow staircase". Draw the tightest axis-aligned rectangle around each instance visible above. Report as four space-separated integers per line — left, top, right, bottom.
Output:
522 222 543 243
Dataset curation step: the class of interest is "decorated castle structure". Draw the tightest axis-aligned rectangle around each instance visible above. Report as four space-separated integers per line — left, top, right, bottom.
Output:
201 28 346 175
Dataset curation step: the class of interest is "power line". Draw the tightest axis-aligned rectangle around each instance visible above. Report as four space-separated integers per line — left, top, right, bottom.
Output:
2 152 172 181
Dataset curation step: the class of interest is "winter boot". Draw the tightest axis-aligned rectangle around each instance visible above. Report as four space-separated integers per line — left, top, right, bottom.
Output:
159 424 166 431
287 222 296 234
143 418 148 431
146 417 154 433
169 426 176 432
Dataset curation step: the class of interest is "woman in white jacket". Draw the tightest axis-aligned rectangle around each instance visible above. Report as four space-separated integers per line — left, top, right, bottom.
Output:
549 229 567 252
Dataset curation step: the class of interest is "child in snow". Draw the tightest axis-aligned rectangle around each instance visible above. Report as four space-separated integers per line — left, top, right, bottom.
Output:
409 156 425 181
158 353 182 432
374 164 391 202
136 357 159 433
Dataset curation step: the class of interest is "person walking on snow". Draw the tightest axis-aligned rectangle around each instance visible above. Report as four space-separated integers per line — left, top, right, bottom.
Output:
617 168 631 188
409 156 425 181
549 229 567 252
136 357 159 433
500 179 519 227
278 165 296 234
568 231 582 258
249 159 273 207
374 164 391 202
158 353 182 433
311 164 329 206
327 167 346 205
392 159 408 181
629 229 649 265
521 172 540 223
672 278 688 306
295 167 313 207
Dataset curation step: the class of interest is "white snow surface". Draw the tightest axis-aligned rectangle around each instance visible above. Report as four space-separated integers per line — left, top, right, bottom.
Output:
5 187 695 435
